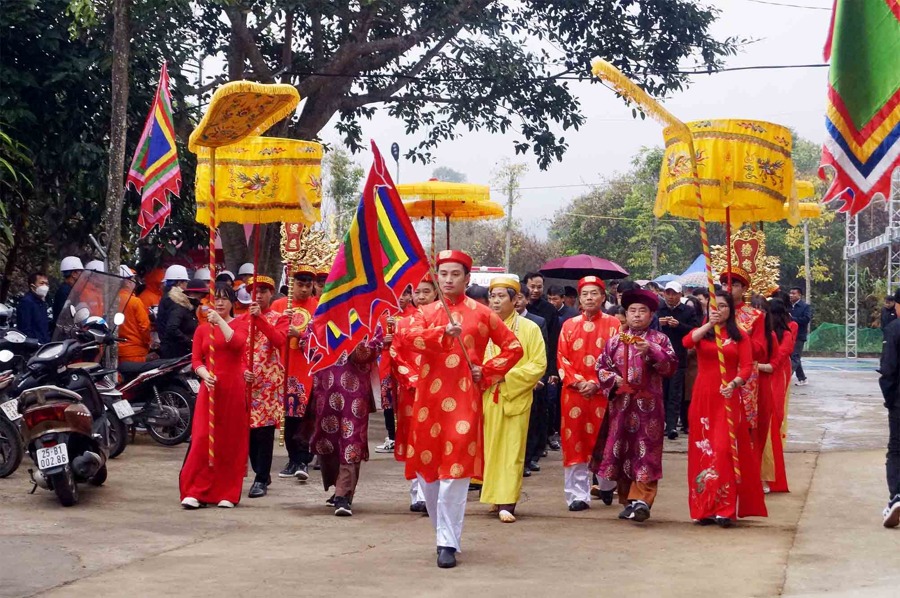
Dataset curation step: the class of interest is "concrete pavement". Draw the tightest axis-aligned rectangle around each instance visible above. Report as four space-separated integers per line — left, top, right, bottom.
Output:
0 361 896 597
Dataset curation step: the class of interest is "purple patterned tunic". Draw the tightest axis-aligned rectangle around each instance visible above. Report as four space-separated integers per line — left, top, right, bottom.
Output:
311 336 382 465
594 328 677 483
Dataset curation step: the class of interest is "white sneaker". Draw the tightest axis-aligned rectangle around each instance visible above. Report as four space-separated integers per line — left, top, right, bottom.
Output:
795 379 808 387
763 482 771 494
375 437 395 453
217 500 235 509
883 496 900 528
181 497 201 509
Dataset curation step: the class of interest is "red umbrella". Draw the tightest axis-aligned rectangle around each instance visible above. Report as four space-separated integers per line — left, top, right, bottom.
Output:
539 254 629 280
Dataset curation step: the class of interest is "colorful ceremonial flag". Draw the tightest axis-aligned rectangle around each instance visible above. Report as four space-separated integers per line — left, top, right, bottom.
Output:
127 62 181 237
820 0 900 214
309 141 429 373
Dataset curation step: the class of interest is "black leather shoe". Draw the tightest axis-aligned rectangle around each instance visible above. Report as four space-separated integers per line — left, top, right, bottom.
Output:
715 516 733 528
522 468 532 478
599 489 614 506
410 501 427 513
568 500 589 512
548 439 561 451
527 461 541 472
667 430 678 440
248 481 267 498
437 546 457 569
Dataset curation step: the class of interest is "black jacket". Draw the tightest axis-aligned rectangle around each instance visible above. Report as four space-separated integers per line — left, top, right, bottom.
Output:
527 297 559 374
791 299 812 342
557 304 579 323
882 306 898 330
523 311 548 382
880 319 900 409
657 300 700 367
159 287 198 359
16 292 50 344
52 282 72 328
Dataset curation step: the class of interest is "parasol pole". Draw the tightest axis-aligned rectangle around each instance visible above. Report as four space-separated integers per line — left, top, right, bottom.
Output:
446 215 451 250
247 223 262 405
207 148 217 468
591 58 740 483
279 261 293 447
431 199 436 261
726 207 733 290
427 263 476 372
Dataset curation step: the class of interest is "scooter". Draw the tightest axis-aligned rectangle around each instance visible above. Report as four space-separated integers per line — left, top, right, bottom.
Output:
101 355 198 446
0 328 41 478
9 313 125 506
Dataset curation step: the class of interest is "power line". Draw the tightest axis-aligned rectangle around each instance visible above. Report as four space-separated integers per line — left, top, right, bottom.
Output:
741 0 832 10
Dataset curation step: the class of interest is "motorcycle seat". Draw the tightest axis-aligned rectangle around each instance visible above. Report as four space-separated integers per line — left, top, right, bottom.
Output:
117 358 184 376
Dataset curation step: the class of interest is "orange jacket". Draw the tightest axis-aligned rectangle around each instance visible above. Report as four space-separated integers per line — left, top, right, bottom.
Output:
118 294 152 362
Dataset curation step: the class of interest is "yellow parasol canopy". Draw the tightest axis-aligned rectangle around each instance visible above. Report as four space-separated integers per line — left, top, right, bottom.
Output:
188 81 300 152
654 119 796 220
402 197 505 220
194 137 322 226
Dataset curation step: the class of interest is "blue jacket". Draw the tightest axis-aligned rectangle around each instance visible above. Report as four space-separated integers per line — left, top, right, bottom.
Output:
791 299 812 342
17 291 51 343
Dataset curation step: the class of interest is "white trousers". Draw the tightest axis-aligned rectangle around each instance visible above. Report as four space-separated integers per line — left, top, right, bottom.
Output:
417 474 469 552
409 478 425 506
564 463 592 505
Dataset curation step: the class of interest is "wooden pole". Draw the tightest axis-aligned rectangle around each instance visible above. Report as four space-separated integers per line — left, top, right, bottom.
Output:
207 148 217 468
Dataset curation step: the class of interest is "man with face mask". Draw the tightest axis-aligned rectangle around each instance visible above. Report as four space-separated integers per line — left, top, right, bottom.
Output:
17 272 51 343
594 289 678 523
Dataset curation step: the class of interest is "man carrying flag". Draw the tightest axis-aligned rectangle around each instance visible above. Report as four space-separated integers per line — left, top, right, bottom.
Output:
126 62 181 238
397 250 523 569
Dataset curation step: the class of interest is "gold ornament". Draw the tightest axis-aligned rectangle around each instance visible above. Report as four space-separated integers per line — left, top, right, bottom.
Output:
711 228 780 297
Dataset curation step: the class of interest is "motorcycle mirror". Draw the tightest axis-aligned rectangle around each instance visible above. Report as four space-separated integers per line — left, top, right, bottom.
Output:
74 307 91 324
0 350 13 363
113 312 125 326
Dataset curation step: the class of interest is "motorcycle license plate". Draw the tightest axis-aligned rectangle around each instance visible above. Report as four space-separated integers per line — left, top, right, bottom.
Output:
37 444 69 470
186 378 200 394
1 399 21 421
112 399 135 419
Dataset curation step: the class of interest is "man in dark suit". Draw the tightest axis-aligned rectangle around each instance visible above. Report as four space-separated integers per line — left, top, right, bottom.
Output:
516 291 549 475
789 286 812 386
548 285 579 323
524 273 562 453
657 281 700 438
877 287 900 527
882 295 898 334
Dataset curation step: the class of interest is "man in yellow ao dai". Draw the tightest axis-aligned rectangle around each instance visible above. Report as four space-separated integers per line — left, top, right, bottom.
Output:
481 276 547 522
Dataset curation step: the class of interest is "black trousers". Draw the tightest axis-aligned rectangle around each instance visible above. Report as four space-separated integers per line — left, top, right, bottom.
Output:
283 416 313 466
888 403 900 499
525 385 548 464
791 339 806 381
249 425 276 484
663 368 686 433
383 408 396 440
546 381 561 437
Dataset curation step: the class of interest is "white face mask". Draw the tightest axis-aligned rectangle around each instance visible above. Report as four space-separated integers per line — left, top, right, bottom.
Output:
34 284 49 299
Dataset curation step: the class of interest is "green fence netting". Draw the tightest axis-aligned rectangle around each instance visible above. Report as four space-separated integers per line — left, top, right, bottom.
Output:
805 323 883 353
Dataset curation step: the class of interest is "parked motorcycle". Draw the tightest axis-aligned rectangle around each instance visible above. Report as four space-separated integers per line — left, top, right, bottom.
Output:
90 355 196 446
0 327 42 478
9 313 125 506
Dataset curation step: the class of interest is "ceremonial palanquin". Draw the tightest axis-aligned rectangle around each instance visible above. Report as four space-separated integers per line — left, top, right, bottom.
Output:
711 229 780 297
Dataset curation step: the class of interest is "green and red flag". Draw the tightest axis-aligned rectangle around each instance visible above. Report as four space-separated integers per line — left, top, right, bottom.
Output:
821 0 900 215
126 62 181 237
309 140 429 373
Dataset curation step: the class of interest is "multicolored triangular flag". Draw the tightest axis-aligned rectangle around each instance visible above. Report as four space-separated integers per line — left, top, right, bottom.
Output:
309 141 429 373
127 62 181 237
820 0 900 215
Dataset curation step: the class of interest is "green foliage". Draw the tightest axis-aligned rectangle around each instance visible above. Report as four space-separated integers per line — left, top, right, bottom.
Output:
323 148 365 236
432 166 467 183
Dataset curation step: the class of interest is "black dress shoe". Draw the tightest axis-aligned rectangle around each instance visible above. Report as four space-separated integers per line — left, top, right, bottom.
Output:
715 516 733 528
548 439 561 451
410 501 427 513
527 461 541 472
666 430 678 440
248 481 268 498
568 500 589 512
599 489 615 506
541 449 548 457
522 468 532 478
437 546 457 569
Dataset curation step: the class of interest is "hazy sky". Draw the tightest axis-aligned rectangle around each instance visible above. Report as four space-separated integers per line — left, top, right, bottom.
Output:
317 0 833 237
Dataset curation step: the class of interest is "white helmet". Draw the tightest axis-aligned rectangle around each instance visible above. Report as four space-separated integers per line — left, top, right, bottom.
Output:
236 286 252 305
238 263 255 276
85 260 105 272
118 265 135 279
60 256 84 273
194 267 212 282
216 270 235 282
164 264 189 282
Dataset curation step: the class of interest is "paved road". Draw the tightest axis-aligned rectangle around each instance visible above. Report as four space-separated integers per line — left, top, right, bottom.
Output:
0 361 896 597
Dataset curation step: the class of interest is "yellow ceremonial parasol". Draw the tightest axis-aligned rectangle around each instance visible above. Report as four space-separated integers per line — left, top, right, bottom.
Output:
396 179 504 255
188 81 300 468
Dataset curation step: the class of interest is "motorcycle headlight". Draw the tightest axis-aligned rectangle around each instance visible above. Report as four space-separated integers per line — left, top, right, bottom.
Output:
35 343 65 360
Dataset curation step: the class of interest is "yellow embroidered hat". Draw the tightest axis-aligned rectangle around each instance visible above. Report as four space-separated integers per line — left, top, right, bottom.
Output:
489 275 521 294
246 275 276 292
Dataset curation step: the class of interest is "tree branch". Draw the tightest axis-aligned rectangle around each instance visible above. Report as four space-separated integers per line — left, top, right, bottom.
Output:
224 6 275 83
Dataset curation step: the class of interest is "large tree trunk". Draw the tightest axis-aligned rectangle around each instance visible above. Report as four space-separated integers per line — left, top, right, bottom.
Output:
103 0 131 272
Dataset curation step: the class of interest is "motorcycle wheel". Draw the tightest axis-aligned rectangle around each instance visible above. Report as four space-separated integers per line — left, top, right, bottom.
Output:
50 466 79 507
89 464 107 486
108 411 128 459
0 416 24 478
148 384 195 446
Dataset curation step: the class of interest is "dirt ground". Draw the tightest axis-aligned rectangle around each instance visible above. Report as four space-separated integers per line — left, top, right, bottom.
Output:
1 360 897 598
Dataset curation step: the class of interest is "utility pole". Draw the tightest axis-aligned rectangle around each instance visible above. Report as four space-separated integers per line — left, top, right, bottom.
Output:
803 219 812 304
495 160 527 272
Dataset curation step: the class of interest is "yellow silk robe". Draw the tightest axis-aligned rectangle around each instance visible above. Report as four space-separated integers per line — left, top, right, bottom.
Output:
480 313 547 505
